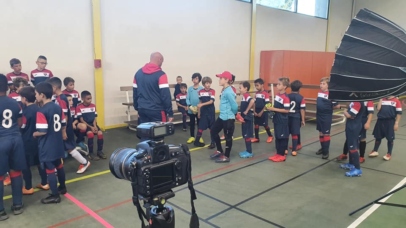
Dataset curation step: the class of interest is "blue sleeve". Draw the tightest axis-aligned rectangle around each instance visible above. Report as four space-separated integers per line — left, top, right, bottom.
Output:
226 92 238 115
186 87 191 106
132 74 138 111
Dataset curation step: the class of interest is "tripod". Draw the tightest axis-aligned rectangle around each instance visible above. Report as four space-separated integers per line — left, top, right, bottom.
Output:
349 184 406 216
132 182 175 228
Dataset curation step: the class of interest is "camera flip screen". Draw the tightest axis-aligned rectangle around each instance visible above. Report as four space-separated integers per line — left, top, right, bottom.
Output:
151 164 174 188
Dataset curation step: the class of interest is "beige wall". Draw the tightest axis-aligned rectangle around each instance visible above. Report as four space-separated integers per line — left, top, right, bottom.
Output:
0 0 94 99
326 0 354 52
0 0 357 128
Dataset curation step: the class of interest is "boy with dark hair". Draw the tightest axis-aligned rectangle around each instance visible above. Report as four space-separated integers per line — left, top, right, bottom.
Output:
8 77 29 103
369 96 402 161
267 78 291 162
339 101 364 177
6 58 29 91
173 76 183 99
66 94 89 155
252 78 273 143
210 71 238 163
62 77 81 108
176 83 188 131
34 82 67 204
76 90 106 160
338 101 374 163
239 81 255 158
287 80 306 156
315 77 340 159
19 86 48 194
31 55 54 86
0 74 26 219
194 76 216 147
47 77 90 173
186 73 204 144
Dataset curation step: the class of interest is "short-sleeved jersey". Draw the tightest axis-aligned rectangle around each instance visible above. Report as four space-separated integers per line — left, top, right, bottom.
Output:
6 72 30 85
288 93 305 118
240 93 253 118
377 97 402 119
176 93 187 106
70 106 76 120
255 90 270 112
76 103 97 124
316 91 338 115
30 69 53 85
8 91 21 102
62 89 81 107
198 88 215 115
54 94 71 124
362 101 374 121
36 102 66 162
21 104 39 142
0 96 22 137
346 102 364 130
273 93 290 124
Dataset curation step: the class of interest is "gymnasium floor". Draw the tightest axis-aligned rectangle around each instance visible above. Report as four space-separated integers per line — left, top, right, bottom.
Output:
2 117 406 228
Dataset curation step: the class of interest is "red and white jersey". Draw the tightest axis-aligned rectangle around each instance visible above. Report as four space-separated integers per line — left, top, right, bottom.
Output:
30 69 53 85
6 72 29 85
8 91 21 102
62 89 81 107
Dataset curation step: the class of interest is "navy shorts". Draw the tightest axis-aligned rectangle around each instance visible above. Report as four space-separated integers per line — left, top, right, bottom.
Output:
242 119 253 138
64 125 76 151
373 119 395 141
274 123 289 139
288 117 301 135
198 114 214 131
0 136 27 176
254 111 269 126
346 128 361 151
24 139 40 167
316 114 332 134
43 159 63 172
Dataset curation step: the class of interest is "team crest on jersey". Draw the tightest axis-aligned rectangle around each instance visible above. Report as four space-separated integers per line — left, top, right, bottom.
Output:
275 95 283 104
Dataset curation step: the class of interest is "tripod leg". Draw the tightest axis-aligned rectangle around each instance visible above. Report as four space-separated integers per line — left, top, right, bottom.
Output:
349 185 406 216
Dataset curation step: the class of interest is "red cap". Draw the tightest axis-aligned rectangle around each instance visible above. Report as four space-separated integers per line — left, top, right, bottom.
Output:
216 71 232 81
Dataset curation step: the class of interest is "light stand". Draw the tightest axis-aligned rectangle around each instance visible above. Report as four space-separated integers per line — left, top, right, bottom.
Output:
349 184 406 216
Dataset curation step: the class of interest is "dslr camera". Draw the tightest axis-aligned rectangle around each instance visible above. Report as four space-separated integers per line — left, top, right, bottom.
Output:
109 122 198 228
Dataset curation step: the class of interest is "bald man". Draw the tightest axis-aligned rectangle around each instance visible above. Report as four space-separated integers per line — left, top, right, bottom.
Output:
133 52 173 125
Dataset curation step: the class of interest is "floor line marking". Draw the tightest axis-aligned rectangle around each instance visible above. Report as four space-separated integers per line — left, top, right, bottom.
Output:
347 177 406 228
64 193 114 228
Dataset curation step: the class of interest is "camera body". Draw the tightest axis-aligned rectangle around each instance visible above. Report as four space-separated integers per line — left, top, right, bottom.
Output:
109 122 190 198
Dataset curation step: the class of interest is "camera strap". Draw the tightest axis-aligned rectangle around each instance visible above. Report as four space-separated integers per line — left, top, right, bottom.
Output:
131 175 149 228
182 144 199 228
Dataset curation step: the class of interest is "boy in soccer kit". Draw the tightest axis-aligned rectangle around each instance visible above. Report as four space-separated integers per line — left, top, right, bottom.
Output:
194 77 216 148
369 96 402 161
62 77 81 108
252 78 274 143
8 77 29 104
338 101 374 163
6 58 29 91
34 82 67 204
48 77 90 173
267 78 291 162
66 95 89 156
239 81 255 158
315 77 340 159
0 74 26 220
176 83 188 131
76 90 106 160
19 86 49 194
173 76 183 99
186 73 204 144
210 71 238 163
287 80 306 156
31 55 54 86
339 101 364 177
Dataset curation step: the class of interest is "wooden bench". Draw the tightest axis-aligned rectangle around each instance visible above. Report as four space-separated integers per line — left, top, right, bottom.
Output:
120 85 189 131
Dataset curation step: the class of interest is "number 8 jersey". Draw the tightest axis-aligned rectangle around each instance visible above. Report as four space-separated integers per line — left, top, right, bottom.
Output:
0 96 22 137
36 102 66 162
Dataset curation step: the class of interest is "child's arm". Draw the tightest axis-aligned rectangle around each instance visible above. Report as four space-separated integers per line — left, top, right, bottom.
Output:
225 92 238 115
377 99 382 111
34 111 47 137
244 98 255 115
395 114 401 131
332 101 340 109
344 102 361 119
198 90 215 108
300 109 306 126
394 99 402 131
186 88 191 106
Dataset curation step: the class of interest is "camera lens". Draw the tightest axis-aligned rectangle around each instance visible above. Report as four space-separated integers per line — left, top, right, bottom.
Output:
109 148 138 181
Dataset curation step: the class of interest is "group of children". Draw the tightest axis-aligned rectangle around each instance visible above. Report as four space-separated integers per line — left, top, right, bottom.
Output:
0 56 105 220
174 73 402 174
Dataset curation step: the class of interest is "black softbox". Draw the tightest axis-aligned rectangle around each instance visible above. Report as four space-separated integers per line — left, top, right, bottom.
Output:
329 8 406 101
